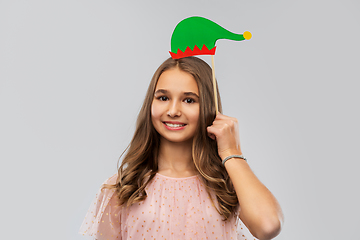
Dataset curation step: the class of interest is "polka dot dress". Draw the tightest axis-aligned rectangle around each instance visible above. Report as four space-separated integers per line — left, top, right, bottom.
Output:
79 174 257 240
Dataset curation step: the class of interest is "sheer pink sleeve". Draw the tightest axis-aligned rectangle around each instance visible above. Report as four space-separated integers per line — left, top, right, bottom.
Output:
79 174 122 239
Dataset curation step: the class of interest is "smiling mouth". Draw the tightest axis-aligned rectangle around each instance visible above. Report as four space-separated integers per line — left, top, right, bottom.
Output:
164 122 186 128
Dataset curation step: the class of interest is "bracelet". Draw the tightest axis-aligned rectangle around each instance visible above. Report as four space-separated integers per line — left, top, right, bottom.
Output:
222 155 247 165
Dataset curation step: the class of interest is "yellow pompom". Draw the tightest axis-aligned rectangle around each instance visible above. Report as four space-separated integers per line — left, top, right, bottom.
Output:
243 31 252 40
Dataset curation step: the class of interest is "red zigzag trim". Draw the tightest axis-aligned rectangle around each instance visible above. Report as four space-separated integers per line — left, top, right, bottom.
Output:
169 45 216 59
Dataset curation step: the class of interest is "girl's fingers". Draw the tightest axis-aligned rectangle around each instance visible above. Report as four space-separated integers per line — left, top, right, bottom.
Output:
208 132 216 140
206 125 220 139
207 113 242 158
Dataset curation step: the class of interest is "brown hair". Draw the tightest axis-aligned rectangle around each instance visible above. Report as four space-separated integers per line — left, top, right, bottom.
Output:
105 57 238 220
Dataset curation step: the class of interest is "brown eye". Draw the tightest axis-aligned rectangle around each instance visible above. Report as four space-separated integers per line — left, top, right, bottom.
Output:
158 96 168 101
184 98 195 104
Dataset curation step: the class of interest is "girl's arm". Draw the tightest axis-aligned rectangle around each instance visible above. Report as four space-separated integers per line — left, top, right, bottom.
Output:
207 113 283 240
79 175 122 240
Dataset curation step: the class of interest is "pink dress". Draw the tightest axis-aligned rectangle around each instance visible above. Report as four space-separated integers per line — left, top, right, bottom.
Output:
79 173 256 240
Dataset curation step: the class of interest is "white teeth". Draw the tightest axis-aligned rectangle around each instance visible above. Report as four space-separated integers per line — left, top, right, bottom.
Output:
165 123 185 127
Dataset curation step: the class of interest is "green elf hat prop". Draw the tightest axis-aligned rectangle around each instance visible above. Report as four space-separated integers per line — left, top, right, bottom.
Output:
169 16 251 59
169 16 251 114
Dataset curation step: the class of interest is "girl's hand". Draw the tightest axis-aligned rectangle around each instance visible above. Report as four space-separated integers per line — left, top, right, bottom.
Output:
206 113 243 160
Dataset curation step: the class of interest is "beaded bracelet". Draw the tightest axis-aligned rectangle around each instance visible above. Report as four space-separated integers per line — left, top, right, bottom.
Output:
222 155 247 166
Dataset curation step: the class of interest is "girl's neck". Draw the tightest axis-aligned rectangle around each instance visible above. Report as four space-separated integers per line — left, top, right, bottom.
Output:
157 138 197 178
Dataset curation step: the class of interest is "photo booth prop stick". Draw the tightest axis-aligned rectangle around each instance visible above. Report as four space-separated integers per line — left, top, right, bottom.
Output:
169 16 251 114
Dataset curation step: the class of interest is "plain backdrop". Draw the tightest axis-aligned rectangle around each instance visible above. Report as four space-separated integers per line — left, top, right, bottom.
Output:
1 0 359 239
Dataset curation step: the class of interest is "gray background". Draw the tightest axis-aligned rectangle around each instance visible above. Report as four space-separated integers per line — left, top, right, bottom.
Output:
1 0 359 239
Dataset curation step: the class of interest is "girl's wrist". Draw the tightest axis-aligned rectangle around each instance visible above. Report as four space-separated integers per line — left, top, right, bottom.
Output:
222 154 247 166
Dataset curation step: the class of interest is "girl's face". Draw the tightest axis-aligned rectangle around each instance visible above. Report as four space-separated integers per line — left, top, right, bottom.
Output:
151 67 200 145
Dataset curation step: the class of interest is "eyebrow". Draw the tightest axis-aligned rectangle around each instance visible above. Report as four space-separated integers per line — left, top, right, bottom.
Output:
154 89 199 98
184 92 199 98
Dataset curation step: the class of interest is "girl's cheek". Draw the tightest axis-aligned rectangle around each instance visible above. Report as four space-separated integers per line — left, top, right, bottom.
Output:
151 102 162 119
190 107 200 121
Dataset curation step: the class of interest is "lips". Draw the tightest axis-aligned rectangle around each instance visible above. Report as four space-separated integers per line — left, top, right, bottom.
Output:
165 123 186 127
163 121 187 130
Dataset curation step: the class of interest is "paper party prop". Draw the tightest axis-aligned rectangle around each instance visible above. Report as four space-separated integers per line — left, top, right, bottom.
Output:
169 16 251 114
169 16 251 59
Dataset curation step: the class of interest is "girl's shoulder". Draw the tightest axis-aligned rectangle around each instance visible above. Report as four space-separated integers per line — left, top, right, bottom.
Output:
102 173 118 185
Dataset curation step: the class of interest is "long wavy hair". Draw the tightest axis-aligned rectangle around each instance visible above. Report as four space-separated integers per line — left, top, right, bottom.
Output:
105 57 238 220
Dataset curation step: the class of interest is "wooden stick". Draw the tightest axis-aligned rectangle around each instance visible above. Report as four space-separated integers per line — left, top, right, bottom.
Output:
211 55 219 115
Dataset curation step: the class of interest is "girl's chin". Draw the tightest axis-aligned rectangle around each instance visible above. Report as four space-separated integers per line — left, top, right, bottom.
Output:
159 136 194 145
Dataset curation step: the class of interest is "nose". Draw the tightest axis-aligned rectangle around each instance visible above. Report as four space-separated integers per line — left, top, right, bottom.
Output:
167 100 181 117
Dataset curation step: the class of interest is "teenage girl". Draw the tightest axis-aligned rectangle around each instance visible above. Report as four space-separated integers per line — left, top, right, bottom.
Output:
79 57 283 240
